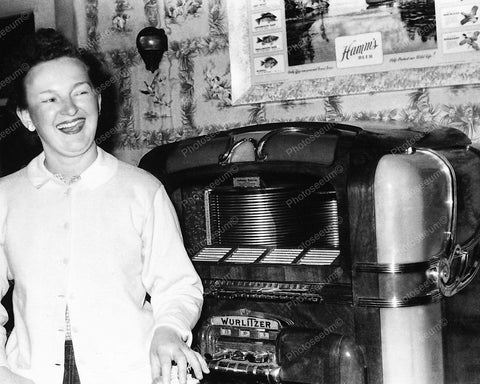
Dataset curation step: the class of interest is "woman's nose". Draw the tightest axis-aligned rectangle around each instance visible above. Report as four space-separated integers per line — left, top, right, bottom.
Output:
61 97 78 115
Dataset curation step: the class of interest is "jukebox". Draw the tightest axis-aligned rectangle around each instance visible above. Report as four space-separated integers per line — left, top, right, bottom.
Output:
139 122 480 384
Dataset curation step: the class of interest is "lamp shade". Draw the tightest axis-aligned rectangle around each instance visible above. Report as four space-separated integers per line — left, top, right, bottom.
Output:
136 27 168 72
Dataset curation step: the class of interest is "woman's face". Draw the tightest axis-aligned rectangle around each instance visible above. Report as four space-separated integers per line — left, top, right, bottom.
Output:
17 56 101 163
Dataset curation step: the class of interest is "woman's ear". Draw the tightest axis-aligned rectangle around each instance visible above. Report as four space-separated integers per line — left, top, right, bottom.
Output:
16 108 35 132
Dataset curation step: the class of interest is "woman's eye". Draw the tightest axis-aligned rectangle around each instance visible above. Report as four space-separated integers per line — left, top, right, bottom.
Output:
42 98 56 103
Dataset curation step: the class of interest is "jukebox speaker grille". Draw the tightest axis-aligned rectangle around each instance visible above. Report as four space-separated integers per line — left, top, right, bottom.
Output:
205 186 340 248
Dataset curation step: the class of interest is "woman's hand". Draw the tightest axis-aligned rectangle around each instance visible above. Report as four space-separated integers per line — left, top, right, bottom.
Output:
0 367 35 384
150 327 209 384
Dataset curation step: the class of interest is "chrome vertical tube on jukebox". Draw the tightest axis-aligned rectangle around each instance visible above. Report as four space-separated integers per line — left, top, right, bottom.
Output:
373 148 453 384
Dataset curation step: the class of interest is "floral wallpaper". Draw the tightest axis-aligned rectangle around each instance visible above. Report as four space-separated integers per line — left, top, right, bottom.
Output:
80 0 480 165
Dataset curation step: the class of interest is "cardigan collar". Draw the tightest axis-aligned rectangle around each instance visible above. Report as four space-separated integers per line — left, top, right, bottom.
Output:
26 147 118 190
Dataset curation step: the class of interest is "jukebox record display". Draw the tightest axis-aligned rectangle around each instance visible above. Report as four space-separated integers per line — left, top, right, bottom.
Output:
205 185 340 248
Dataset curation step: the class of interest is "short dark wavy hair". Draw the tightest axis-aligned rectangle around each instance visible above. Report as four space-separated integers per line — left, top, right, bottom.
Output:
10 28 103 111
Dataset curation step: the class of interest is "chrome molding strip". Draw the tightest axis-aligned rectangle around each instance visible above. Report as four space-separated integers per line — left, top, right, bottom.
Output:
354 258 438 274
357 291 442 308
208 360 276 378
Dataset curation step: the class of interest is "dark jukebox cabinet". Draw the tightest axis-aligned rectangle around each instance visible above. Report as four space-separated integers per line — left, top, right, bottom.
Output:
139 122 480 384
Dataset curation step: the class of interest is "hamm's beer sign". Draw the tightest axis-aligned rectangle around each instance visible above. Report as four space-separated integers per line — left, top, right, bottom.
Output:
335 32 383 69
211 316 280 330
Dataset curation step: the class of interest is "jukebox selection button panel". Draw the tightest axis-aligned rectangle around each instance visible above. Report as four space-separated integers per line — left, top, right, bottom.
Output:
218 326 276 341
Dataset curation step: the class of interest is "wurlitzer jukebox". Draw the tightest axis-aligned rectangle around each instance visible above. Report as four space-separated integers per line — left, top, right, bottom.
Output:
139 122 480 384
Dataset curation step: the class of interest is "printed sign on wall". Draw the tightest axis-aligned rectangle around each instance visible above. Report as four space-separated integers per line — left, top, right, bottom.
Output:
227 0 480 104
335 32 383 69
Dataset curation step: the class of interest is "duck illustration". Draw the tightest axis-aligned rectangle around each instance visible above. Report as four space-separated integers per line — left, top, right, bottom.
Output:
459 31 480 50
461 6 478 25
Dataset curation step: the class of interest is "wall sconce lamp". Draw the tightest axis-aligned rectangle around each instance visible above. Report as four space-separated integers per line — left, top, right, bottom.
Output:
136 27 168 73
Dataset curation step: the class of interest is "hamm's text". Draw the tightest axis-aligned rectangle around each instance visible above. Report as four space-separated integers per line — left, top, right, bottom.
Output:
341 38 378 61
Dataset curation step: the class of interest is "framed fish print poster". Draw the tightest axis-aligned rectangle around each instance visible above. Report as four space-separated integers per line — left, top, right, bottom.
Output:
227 0 480 105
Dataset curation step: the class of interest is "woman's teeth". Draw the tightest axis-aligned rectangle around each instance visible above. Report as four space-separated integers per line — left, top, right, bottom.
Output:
57 119 85 133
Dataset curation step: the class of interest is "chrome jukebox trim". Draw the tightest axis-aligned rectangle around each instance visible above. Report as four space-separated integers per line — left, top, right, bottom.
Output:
357 291 442 308
354 258 438 274
415 148 457 253
354 252 443 308
415 148 480 297
218 137 257 165
256 124 360 161
414 148 458 297
256 126 315 161
201 279 353 304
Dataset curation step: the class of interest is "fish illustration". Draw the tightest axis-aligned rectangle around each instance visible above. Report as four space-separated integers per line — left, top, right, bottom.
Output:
256 12 277 25
459 31 480 50
257 35 279 45
261 57 278 69
461 5 478 25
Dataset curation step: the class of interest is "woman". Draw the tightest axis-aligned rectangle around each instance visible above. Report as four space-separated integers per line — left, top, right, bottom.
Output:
0 28 208 384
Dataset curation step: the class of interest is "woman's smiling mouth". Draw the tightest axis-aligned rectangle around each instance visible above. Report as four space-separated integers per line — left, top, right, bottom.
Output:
57 118 86 134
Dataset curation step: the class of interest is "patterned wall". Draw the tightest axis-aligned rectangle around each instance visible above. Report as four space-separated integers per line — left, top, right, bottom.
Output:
82 0 480 165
